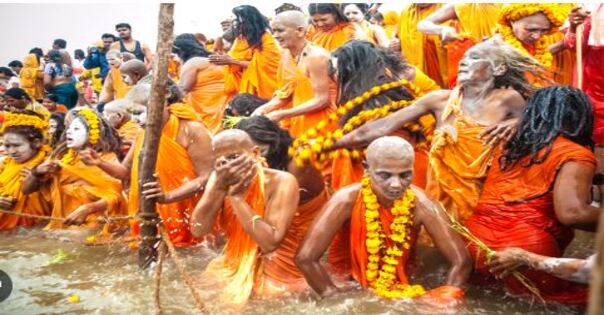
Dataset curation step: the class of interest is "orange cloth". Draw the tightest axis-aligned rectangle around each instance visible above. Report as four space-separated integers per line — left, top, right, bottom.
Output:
357 20 377 44
382 11 400 39
128 103 202 246
426 88 494 222
273 46 336 138
349 188 418 286
117 119 141 155
45 152 126 230
310 22 357 52
466 136 595 303
0 149 50 230
110 68 132 100
20 54 44 100
225 32 282 99
55 104 68 113
184 63 229 134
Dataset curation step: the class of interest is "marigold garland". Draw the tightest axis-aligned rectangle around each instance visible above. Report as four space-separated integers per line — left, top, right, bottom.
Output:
289 79 430 168
1 112 49 133
361 176 425 298
76 108 101 145
497 4 565 68
60 149 78 165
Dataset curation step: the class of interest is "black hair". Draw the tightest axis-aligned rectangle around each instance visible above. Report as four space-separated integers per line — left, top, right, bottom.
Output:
308 3 348 23
115 23 132 30
8 60 22 68
74 49 86 60
102 33 116 40
53 39 67 49
0 67 15 77
172 34 211 61
49 112 66 147
235 116 293 171
275 3 302 14
28 48 44 63
4 87 30 101
232 5 270 49
225 93 268 117
501 86 594 169
333 40 413 125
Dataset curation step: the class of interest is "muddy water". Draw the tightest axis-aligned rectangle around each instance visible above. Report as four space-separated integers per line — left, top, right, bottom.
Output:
0 228 594 315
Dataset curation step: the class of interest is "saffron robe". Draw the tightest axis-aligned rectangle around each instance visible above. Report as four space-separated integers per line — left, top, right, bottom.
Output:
310 22 358 52
20 54 44 101
466 136 595 304
184 62 229 134
224 32 281 99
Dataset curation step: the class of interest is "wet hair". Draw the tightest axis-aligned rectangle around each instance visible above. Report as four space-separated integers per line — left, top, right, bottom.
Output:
4 87 30 101
232 5 270 49
308 3 348 23
275 3 302 14
74 49 85 60
0 67 15 77
49 112 66 147
3 110 45 146
333 40 413 125
8 60 22 68
235 116 293 170
102 33 116 41
53 39 67 49
172 34 211 61
115 23 132 30
225 93 267 117
501 86 594 169
28 48 44 63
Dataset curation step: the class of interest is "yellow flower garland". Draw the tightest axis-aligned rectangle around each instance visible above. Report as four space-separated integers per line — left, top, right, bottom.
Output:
1 112 49 133
361 176 425 298
77 108 101 145
497 4 566 68
60 149 78 165
289 79 429 168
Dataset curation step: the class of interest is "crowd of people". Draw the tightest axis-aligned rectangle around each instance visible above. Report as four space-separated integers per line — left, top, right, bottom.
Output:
0 2 602 311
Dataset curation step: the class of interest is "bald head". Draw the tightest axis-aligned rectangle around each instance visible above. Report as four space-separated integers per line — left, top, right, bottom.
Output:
366 136 414 167
274 10 308 28
120 59 148 85
103 99 130 128
103 99 128 114
212 129 254 151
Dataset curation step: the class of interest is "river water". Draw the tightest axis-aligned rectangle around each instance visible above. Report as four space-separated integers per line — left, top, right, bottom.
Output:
0 228 594 315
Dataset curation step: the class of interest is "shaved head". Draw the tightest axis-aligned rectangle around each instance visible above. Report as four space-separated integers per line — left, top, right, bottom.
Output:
274 10 308 28
212 129 254 151
120 59 147 77
366 136 414 167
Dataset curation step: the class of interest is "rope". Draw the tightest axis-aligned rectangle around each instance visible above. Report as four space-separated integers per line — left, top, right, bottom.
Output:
0 209 132 223
159 226 208 314
154 241 166 315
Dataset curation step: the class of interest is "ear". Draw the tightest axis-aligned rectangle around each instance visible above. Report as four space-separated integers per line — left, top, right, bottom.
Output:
31 138 42 150
251 145 261 158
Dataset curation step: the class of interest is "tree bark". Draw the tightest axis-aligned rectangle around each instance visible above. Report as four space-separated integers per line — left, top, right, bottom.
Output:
138 3 175 269
587 208 604 315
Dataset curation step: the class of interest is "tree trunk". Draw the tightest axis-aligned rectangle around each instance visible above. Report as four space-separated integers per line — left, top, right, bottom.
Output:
587 208 604 315
138 3 175 269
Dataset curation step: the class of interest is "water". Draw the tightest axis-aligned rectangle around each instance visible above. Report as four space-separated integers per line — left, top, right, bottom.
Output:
0 228 594 315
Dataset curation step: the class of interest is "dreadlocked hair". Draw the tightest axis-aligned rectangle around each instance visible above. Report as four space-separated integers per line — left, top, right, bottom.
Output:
500 86 594 170
232 5 270 49
333 40 413 125
235 116 293 171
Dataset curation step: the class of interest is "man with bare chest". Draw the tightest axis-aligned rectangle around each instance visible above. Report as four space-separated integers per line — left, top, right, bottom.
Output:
110 23 153 70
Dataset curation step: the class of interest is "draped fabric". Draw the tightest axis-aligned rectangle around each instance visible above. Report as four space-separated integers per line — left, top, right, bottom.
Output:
128 103 202 246
310 22 358 52
224 32 282 99
426 88 494 222
20 54 44 100
184 62 229 134
0 149 50 230
466 136 595 304
382 11 400 39
110 68 132 100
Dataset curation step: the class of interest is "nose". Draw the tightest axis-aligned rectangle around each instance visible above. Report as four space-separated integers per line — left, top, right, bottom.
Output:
389 177 403 190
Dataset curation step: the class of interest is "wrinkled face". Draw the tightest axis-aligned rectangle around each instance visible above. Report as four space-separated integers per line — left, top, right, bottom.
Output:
511 13 551 44
49 118 59 136
107 55 122 68
116 27 132 40
366 156 413 203
103 109 122 128
344 5 364 23
102 37 114 50
42 98 57 111
312 13 338 32
65 117 89 149
3 133 36 163
457 46 495 84
272 20 302 49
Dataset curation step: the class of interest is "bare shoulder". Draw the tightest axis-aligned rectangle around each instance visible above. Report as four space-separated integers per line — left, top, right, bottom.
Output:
493 88 525 106
329 183 362 210
421 89 452 110
308 45 330 60
180 120 211 137
410 185 442 220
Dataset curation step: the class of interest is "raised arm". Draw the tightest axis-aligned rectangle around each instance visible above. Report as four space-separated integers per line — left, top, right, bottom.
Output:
417 4 460 43
553 161 601 231
296 186 357 297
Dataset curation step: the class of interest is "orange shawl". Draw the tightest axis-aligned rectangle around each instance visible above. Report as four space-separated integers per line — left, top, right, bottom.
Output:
310 22 357 52
350 188 417 286
110 68 132 100
225 32 282 99
20 54 44 100
426 88 493 222
128 103 202 246
117 119 141 145
0 150 50 230
184 63 229 134
45 152 126 230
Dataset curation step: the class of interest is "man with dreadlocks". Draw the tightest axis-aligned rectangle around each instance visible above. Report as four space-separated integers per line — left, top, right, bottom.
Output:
209 5 281 100
466 86 601 303
173 34 228 134
333 40 549 222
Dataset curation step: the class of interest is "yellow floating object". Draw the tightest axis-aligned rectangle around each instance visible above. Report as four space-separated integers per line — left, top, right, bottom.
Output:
67 294 80 303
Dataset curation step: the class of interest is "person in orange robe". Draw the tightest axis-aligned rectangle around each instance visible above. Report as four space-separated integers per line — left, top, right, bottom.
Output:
19 53 45 101
370 11 399 40
252 10 336 139
308 3 360 52
332 41 549 222
22 108 127 239
0 111 51 230
102 99 141 155
83 82 214 246
418 4 501 87
99 50 133 104
173 34 229 134
466 86 601 304
296 137 470 303
395 4 448 88
209 5 281 100
343 3 390 48
190 129 304 308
